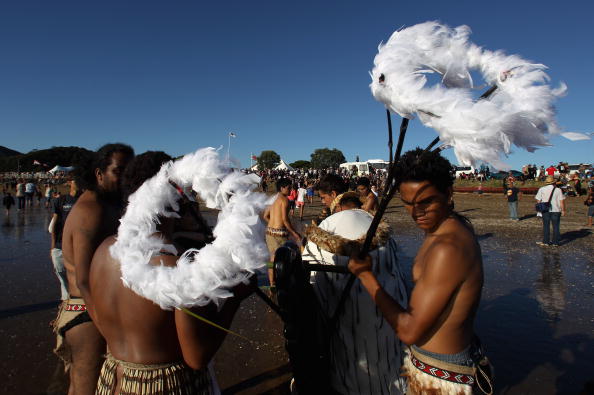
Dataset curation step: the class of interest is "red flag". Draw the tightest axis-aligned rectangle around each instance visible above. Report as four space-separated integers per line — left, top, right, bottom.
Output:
251 155 257 160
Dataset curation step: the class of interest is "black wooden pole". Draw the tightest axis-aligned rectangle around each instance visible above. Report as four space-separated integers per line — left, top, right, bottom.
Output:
387 109 394 165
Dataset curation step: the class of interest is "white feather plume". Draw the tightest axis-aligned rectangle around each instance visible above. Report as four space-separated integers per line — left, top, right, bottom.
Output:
369 21 580 169
110 147 271 310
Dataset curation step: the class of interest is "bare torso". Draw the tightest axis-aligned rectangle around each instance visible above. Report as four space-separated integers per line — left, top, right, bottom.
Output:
89 235 246 370
411 217 483 353
90 237 184 364
62 190 122 299
266 193 289 229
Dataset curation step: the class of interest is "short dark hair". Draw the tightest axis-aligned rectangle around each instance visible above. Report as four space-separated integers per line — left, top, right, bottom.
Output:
356 177 371 188
316 174 346 194
73 143 135 191
395 148 454 194
339 192 362 208
276 178 291 191
95 143 135 174
122 151 172 200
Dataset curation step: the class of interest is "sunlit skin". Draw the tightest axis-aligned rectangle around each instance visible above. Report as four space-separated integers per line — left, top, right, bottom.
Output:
399 181 452 234
262 184 300 286
349 180 483 354
356 185 378 212
89 219 255 373
319 190 337 208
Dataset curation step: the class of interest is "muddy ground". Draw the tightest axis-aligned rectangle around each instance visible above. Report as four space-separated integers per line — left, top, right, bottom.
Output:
1 192 593 394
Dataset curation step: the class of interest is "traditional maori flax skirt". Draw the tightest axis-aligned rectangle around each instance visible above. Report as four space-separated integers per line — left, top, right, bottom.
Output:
96 354 213 395
402 347 476 395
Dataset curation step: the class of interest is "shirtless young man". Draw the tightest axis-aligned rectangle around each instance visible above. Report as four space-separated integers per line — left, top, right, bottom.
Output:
53 143 134 395
349 149 492 394
263 178 300 288
356 176 378 213
89 152 253 394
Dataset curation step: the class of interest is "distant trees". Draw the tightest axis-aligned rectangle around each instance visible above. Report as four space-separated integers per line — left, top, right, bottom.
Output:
290 160 311 169
257 150 281 170
310 148 345 169
0 146 94 172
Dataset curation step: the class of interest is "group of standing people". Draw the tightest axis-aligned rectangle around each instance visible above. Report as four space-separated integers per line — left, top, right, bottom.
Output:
49 144 245 394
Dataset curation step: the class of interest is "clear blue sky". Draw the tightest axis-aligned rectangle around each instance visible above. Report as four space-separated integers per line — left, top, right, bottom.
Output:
0 0 592 170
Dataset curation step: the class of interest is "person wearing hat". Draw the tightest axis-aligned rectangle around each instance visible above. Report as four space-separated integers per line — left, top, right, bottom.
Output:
535 176 566 247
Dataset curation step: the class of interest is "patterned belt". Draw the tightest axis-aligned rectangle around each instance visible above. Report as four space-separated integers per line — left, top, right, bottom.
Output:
266 227 289 237
65 303 87 312
410 353 475 386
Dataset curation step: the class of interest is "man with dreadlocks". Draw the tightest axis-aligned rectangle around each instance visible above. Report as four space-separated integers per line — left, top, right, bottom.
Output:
349 148 493 395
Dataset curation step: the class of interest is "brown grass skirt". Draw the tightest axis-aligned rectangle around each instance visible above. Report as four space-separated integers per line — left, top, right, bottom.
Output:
96 354 213 395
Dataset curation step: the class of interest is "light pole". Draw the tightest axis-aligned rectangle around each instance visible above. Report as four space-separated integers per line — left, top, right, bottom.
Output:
227 132 236 162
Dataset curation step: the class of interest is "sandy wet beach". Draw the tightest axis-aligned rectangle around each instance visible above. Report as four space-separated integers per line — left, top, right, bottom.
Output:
1 192 593 394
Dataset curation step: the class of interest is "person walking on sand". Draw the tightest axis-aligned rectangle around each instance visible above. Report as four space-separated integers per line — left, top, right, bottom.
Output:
3 191 15 216
296 182 307 220
15 179 25 210
535 176 566 247
287 183 297 217
584 192 594 227
262 178 301 289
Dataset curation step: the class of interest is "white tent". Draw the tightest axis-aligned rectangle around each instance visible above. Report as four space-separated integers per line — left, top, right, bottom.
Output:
48 165 74 174
275 159 294 171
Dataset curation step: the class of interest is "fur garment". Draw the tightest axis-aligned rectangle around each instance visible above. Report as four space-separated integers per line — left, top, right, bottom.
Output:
304 215 392 256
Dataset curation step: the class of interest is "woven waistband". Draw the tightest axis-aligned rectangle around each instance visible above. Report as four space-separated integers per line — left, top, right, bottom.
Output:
266 227 289 237
65 298 86 311
105 353 192 371
409 347 475 386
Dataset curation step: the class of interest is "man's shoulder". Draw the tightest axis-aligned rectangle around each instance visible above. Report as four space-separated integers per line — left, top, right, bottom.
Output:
274 193 288 203
67 192 105 222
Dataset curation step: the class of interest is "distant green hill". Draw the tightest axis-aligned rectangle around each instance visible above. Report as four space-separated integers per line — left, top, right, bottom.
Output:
0 146 93 172
0 146 21 158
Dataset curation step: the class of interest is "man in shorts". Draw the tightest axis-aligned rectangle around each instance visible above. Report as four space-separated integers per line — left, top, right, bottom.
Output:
262 178 300 289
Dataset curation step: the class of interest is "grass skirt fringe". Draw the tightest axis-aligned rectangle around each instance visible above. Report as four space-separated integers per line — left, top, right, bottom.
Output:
96 354 212 395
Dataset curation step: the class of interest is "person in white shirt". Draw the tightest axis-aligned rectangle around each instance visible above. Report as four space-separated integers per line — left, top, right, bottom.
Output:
535 176 566 247
296 183 307 220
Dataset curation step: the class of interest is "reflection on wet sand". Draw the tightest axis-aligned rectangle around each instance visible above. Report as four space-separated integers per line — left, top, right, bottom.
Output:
534 251 566 323
2 196 594 394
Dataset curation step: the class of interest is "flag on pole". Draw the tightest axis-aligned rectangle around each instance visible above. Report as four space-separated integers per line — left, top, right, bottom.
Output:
229 132 236 138
251 155 257 160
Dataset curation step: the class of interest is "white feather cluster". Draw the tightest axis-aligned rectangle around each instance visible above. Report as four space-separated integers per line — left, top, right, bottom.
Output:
370 21 586 169
110 147 272 310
